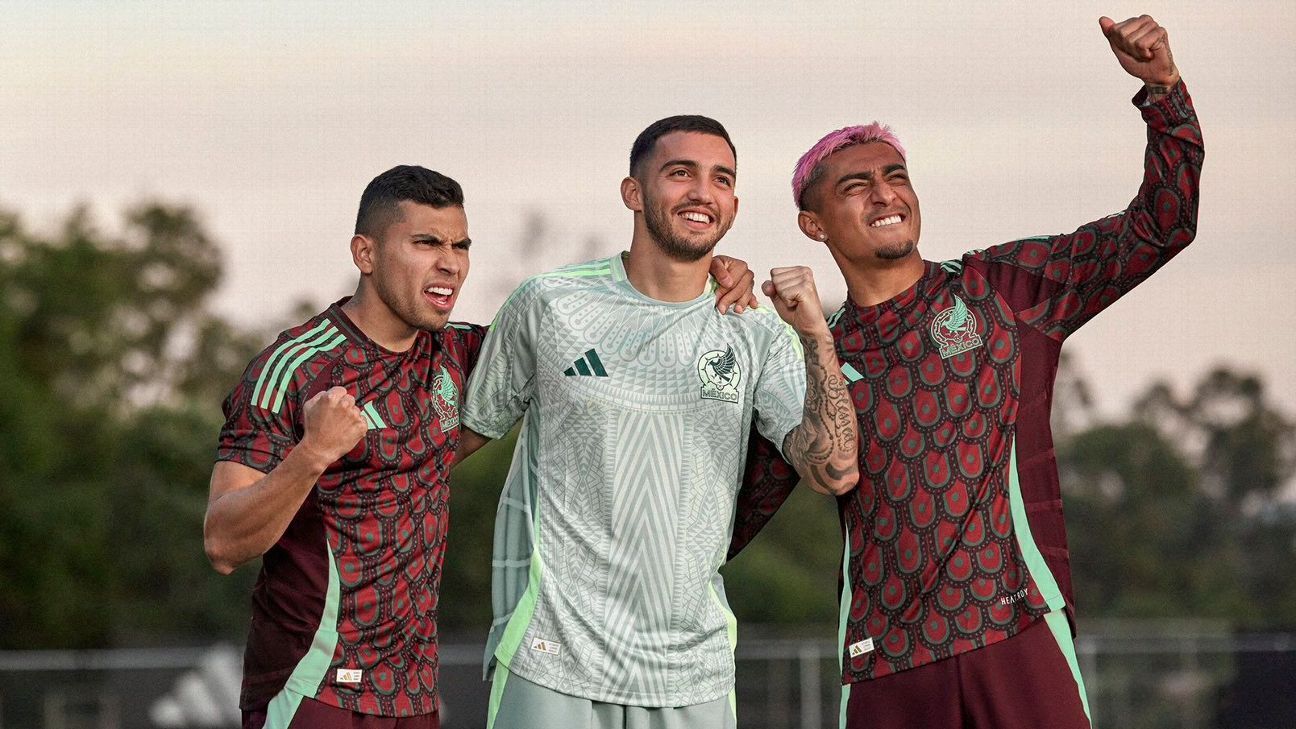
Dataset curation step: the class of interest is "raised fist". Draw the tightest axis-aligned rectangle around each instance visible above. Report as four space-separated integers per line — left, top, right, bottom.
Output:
762 266 829 338
1099 14 1179 88
300 386 368 464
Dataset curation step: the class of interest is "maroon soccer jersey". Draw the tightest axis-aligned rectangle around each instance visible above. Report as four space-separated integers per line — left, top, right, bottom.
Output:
731 83 1203 683
217 300 485 716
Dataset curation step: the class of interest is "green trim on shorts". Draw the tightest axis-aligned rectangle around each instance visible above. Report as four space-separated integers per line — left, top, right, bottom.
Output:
1044 610 1091 720
839 683 852 729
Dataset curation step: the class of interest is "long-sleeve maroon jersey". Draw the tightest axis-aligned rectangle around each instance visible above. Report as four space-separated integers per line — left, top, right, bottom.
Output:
216 300 485 715
732 82 1202 683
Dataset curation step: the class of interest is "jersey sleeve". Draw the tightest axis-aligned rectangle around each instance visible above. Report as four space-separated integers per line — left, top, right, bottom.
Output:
964 81 1203 340
461 281 542 439
444 322 490 378
728 428 801 560
215 350 301 474
752 319 807 455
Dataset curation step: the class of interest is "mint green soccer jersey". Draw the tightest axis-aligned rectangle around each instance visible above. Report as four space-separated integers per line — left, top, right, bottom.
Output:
462 253 806 707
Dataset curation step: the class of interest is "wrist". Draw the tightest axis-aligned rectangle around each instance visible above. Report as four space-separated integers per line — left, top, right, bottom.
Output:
292 437 337 474
797 326 834 347
1143 70 1180 97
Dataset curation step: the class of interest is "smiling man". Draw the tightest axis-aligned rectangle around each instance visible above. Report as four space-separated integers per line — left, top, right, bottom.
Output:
456 115 858 729
733 14 1204 729
203 164 761 729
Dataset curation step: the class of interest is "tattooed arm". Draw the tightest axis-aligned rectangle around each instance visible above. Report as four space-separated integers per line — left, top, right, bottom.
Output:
763 267 859 495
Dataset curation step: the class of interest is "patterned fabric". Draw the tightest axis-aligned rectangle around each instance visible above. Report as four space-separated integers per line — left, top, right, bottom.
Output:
461 253 806 706
217 299 485 716
732 82 1203 684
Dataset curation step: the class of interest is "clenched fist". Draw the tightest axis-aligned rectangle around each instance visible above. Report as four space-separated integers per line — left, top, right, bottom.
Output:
299 386 368 465
1100 14 1179 89
762 266 830 338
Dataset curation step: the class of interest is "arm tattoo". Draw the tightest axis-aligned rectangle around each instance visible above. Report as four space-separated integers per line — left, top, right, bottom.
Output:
783 332 859 494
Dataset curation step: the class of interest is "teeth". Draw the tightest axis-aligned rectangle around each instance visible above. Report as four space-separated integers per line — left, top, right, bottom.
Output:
871 215 902 228
426 286 452 296
683 212 711 223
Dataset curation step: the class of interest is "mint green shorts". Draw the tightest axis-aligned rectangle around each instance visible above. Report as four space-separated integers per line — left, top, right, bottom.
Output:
487 664 737 729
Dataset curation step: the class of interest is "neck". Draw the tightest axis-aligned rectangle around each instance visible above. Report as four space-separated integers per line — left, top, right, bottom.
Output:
341 285 419 352
623 232 711 302
837 251 926 308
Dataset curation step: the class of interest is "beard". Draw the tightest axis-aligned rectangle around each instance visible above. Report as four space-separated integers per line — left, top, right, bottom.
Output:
372 269 449 332
642 191 729 263
875 240 917 261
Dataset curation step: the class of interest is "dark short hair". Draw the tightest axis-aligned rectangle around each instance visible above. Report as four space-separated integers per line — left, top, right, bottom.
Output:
629 115 737 178
355 165 464 238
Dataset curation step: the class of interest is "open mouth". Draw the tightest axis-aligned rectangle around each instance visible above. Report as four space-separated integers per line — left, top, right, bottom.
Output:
870 214 904 228
424 285 455 310
679 210 715 230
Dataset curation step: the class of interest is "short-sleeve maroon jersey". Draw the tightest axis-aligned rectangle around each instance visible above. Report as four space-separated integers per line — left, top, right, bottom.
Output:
216 299 485 716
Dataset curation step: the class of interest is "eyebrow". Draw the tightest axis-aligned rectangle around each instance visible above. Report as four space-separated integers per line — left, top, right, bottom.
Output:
835 163 907 187
660 159 737 179
411 233 472 247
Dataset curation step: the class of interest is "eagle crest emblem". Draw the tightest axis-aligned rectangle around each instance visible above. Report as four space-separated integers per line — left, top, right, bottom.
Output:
697 346 741 403
930 295 984 359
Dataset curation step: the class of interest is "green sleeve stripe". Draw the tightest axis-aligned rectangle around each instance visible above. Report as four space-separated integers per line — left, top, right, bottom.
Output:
267 333 348 414
1007 439 1066 611
841 363 863 383
363 402 385 429
826 305 846 329
251 320 334 407
585 349 607 377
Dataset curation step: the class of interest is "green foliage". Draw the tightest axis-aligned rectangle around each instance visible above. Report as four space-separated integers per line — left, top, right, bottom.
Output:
2 199 1293 650
1062 369 1296 627
0 203 260 648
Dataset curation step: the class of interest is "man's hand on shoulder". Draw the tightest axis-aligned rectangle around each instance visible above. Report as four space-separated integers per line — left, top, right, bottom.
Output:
711 254 759 314
1100 14 1180 94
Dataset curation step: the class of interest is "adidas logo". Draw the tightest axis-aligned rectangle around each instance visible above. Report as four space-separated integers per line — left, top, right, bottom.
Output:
563 349 608 377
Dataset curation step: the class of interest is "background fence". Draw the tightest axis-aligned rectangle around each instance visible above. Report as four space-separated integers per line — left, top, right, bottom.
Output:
2 621 1293 729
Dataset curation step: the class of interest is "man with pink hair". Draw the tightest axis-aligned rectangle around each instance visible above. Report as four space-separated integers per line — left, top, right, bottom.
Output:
731 14 1202 729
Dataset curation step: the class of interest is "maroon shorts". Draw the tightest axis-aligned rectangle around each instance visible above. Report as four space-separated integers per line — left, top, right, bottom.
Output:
843 614 1090 729
243 696 440 729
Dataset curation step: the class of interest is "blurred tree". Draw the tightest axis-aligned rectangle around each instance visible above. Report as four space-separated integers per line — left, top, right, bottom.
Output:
0 203 263 648
1061 367 1296 627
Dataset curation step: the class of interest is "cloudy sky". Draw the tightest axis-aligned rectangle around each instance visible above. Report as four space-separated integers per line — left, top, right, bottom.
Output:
4 0 1293 417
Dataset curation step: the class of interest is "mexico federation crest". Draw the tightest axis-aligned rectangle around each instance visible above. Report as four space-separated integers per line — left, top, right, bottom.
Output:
930 296 984 359
431 366 460 430
697 346 741 403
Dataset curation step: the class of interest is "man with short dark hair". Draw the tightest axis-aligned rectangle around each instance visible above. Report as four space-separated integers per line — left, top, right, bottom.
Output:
733 14 1203 729
205 163 760 729
457 115 859 728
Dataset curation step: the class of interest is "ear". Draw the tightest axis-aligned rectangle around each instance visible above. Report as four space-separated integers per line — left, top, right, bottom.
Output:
620 176 643 212
351 234 377 275
798 210 826 243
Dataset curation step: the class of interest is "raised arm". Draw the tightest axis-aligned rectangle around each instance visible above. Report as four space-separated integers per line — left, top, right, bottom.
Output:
763 266 859 495
204 387 366 574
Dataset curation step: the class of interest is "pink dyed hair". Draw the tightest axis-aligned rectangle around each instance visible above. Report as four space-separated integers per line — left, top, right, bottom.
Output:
791 122 906 209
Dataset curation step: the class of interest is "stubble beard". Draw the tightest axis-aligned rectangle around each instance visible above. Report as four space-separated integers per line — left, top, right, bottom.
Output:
372 269 448 333
643 192 727 263
875 240 917 261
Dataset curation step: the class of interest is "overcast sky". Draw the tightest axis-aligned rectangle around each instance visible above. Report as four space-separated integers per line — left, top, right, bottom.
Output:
3 0 1293 418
